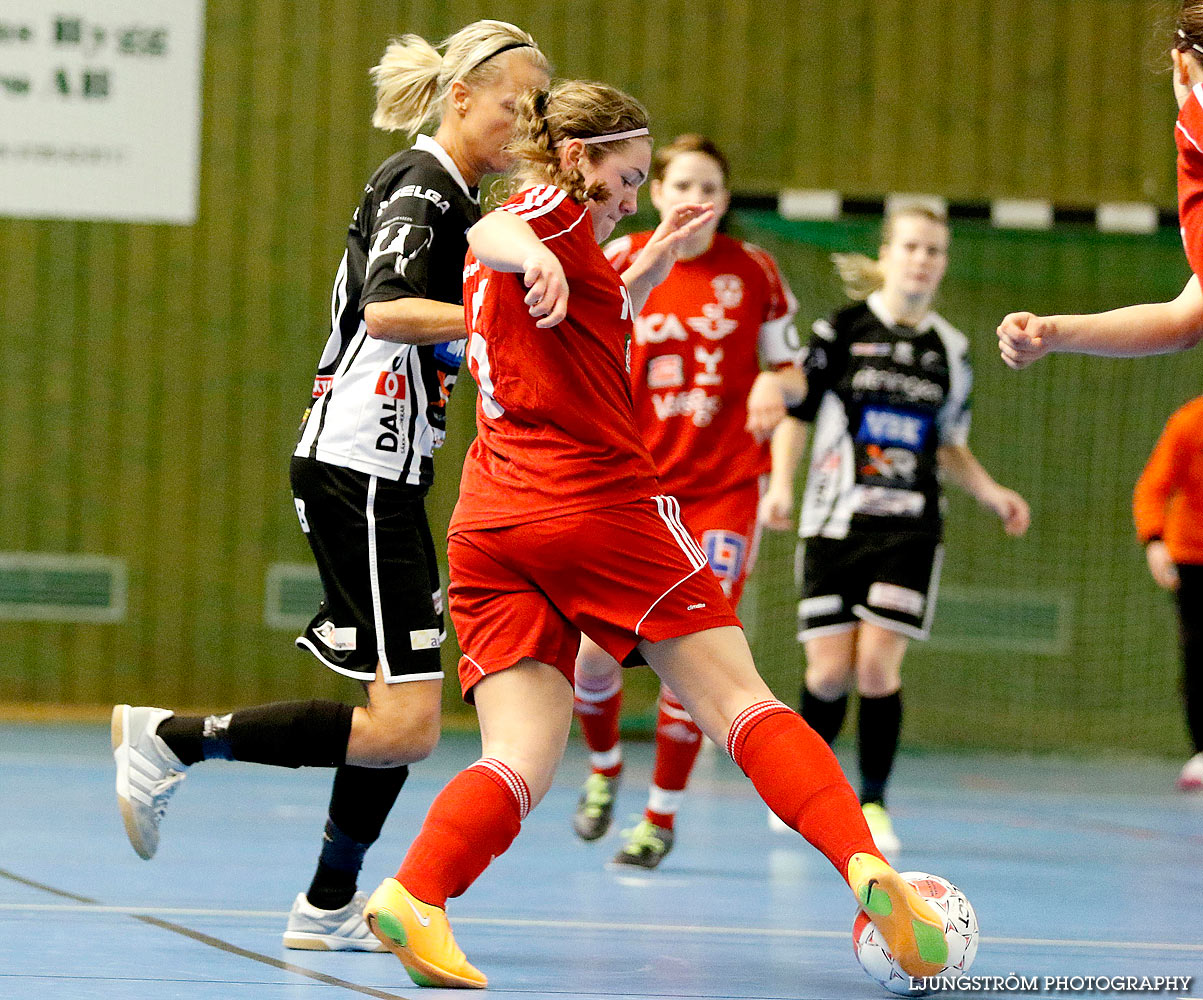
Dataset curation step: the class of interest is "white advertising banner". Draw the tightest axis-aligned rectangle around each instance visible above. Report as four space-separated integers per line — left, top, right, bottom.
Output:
0 1 206 224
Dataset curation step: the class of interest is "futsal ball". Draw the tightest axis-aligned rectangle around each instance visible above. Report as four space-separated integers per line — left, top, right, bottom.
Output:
852 872 979 996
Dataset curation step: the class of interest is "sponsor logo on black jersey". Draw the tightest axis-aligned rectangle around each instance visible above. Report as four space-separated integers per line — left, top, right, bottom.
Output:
375 371 406 400
849 367 944 404
851 342 892 356
368 221 435 279
856 406 932 449
377 183 451 216
433 338 466 368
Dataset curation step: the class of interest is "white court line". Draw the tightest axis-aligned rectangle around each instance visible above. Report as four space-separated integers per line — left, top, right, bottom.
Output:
3 902 1200 953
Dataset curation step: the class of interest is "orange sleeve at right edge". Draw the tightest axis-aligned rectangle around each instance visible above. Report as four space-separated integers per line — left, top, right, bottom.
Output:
1133 413 1184 543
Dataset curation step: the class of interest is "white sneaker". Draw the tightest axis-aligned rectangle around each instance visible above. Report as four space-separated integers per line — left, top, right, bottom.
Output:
1177 752 1203 792
111 705 188 860
862 802 901 857
283 891 387 952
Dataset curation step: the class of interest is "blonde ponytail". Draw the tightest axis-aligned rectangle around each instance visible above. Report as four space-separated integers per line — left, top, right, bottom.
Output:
833 202 949 301
371 34 443 134
370 20 548 135
832 252 884 301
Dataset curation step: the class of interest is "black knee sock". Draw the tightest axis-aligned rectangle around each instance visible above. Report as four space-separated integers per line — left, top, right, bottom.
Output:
1178 567 1203 753
1184 656 1203 754
857 690 902 806
156 700 354 768
800 687 849 745
306 764 410 910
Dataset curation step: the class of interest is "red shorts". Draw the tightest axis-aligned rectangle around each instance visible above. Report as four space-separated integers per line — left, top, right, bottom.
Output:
448 495 742 699
679 478 764 607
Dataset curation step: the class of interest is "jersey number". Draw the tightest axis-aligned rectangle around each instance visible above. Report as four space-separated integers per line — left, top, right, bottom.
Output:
467 277 505 418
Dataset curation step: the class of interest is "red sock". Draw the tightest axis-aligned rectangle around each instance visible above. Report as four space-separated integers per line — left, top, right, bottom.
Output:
397 759 529 907
574 674 623 777
727 700 883 878
646 687 703 829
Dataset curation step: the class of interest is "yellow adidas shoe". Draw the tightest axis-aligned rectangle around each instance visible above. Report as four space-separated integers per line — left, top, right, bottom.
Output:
846 853 948 979
363 878 487 989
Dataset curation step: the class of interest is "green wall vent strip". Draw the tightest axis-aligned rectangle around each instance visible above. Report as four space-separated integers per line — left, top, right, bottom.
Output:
928 588 1072 656
0 553 127 623
264 562 322 630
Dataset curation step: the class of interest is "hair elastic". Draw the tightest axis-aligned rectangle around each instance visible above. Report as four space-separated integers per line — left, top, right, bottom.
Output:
579 127 650 145
1178 28 1203 57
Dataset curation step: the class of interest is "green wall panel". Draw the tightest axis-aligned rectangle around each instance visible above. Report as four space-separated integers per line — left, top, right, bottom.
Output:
0 0 1194 753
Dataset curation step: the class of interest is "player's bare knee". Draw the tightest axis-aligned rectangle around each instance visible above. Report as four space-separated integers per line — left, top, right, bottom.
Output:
575 642 619 681
805 663 852 701
856 668 900 699
352 705 441 766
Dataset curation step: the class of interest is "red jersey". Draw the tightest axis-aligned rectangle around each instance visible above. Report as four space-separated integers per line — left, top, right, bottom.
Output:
605 232 798 501
1177 82 1203 279
452 186 661 533
1133 395 1203 565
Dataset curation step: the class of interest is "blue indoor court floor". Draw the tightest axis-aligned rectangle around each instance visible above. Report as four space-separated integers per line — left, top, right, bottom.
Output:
1 722 1201 1000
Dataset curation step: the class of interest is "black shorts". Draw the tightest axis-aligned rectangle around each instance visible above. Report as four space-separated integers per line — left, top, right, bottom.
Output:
796 532 943 642
289 456 444 684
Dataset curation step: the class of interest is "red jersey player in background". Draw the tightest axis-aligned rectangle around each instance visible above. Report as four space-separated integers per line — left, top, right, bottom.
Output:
362 79 954 990
998 1 1203 364
570 134 802 869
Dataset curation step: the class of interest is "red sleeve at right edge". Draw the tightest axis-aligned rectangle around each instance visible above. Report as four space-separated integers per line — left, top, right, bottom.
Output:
1176 83 1203 280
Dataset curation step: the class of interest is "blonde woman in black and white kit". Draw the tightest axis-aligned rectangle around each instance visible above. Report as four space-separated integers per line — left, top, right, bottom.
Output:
111 21 549 950
748 204 1030 855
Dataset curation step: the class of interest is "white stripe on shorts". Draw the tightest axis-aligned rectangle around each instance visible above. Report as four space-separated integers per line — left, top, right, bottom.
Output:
653 495 708 568
366 476 391 676
634 496 711 636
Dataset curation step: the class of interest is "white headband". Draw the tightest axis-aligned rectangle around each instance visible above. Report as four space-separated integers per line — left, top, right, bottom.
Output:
1179 28 1203 57
578 127 650 145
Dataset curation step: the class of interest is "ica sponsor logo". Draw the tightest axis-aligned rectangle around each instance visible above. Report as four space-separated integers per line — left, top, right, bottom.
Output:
634 312 689 345
311 375 332 399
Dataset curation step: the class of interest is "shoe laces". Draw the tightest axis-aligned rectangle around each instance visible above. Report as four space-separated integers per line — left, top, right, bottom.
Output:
150 770 186 821
580 773 614 816
620 819 667 854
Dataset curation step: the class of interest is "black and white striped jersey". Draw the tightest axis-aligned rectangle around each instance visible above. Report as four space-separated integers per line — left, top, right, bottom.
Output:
789 292 972 540
295 135 480 487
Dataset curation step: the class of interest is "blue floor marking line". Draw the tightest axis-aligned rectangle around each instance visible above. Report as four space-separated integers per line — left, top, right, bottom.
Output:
0 865 412 1000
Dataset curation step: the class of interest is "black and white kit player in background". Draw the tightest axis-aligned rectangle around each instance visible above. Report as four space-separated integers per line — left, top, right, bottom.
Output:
111 21 549 950
745 203 1029 857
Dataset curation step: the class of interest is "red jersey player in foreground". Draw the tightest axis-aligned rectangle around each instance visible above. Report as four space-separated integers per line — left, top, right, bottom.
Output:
570 134 801 868
998 2 1203 365
361 79 953 990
